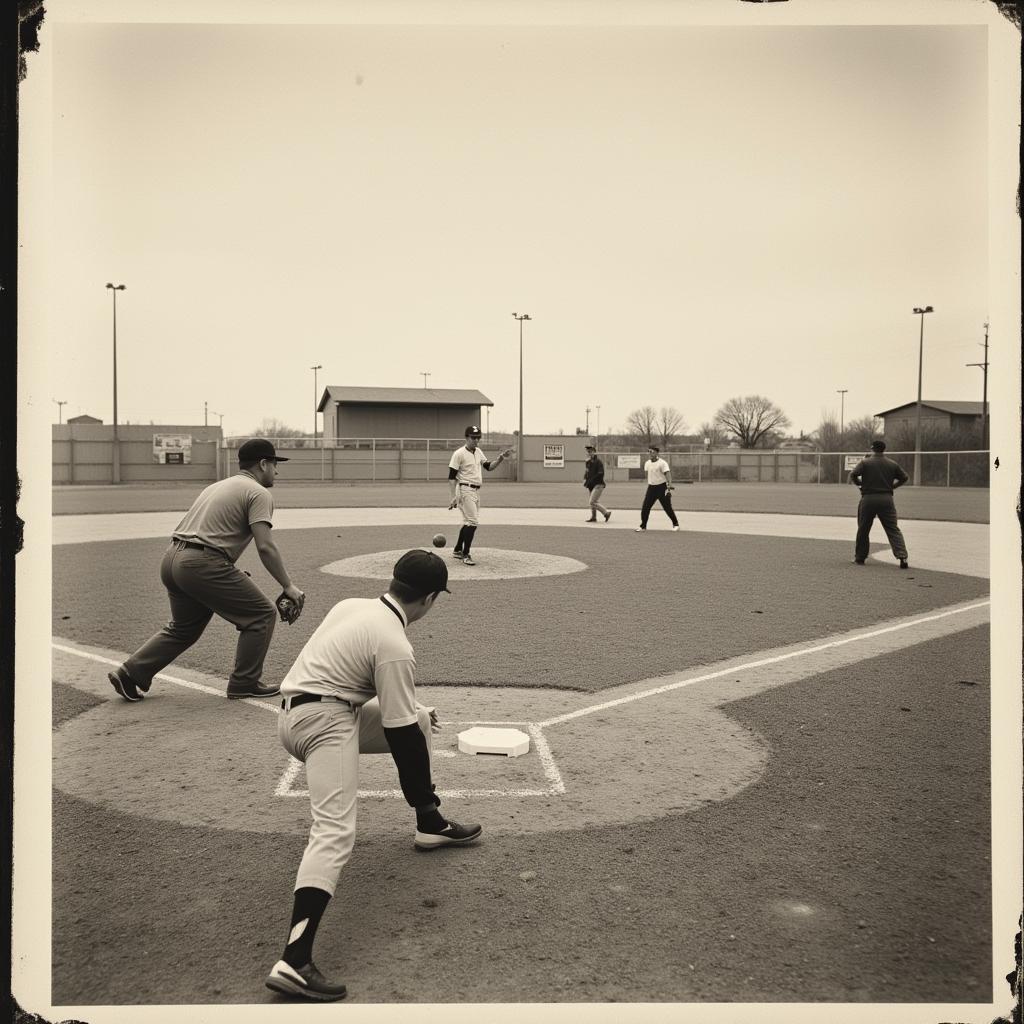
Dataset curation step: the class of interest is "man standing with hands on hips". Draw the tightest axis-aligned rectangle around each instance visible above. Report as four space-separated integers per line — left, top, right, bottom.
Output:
636 445 680 532
265 549 481 1002
447 425 513 566
848 438 910 568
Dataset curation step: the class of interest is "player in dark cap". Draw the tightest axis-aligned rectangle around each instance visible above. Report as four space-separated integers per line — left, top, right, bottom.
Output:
107 438 305 702
446 425 514 566
583 443 611 522
848 439 910 568
266 549 481 1002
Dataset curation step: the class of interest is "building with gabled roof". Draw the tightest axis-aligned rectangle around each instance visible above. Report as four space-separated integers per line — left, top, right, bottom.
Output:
317 386 494 442
875 400 984 436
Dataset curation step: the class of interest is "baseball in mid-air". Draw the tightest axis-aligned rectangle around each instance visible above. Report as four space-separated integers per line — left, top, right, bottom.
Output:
432 533 446 548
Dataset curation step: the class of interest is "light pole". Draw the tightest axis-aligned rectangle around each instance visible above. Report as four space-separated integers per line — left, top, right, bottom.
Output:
512 312 531 481
585 406 590 435
420 372 431 388
966 321 989 450
209 410 224 429
836 389 848 446
912 305 934 485
54 399 67 424
596 405 601 448
105 283 126 483
311 364 323 445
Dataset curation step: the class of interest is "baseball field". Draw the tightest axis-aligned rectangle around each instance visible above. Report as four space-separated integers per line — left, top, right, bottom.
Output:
41 480 1014 1017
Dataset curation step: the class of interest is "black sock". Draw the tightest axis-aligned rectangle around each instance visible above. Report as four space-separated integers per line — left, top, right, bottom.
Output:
283 886 331 969
462 525 477 556
454 526 469 553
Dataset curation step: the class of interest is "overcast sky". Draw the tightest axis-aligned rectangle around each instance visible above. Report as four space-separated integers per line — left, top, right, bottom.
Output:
46 9 993 440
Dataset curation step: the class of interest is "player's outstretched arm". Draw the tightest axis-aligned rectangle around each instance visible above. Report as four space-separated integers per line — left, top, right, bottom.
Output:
251 521 304 606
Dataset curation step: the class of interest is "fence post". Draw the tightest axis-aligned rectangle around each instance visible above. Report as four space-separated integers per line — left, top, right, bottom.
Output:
426 439 430 481
399 438 404 482
816 453 821 483
946 452 951 488
372 439 376 482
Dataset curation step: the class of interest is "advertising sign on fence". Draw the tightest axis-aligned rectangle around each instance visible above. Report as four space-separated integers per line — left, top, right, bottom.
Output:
153 434 193 464
617 454 642 468
844 455 863 471
543 443 565 468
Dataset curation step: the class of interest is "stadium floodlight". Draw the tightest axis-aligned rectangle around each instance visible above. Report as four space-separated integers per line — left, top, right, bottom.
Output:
911 305 934 486
512 313 532 482
105 283 126 483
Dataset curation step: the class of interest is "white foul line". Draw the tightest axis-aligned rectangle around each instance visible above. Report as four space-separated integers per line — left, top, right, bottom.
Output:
537 600 991 728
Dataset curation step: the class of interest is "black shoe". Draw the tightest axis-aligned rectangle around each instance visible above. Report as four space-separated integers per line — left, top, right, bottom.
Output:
604 511 612 522
853 559 866 565
108 666 144 702
414 820 483 851
227 681 281 700
585 517 597 522
899 559 909 569
452 550 465 561
265 960 347 1002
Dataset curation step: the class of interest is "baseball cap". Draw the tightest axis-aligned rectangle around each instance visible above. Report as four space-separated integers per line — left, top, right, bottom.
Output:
238 438 289 463
648 445 660 452
870 439 886 452
584 444 596 451
465 425 482 437
393 549 451 596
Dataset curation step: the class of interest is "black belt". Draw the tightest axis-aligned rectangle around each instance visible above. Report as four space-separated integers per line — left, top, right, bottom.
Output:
460 483 481 490
282 693 352 710
174 539 225 556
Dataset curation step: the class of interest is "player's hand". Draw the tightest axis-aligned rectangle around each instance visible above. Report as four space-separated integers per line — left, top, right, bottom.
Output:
284 584 305 610
502 448 514 459
448 499 458 510
428 707 441 734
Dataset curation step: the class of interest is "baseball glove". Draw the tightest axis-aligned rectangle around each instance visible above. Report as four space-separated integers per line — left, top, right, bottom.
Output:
276 591 304 625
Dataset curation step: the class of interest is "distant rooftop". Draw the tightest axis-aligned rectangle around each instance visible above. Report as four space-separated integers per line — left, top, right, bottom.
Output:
319 386 493 411
875 400 985 416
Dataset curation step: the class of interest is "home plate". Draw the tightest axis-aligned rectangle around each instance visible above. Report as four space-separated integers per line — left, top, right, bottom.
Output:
458 726 531 757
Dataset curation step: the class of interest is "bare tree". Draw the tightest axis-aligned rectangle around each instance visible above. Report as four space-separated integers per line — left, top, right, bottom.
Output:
697 421 729 447
625 406 658 446
657 406 686 448
714 395 791 449
249 418 310 446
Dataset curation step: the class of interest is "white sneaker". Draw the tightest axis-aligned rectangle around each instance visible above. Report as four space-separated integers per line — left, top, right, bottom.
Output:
672 526 679 532
634 527 645 532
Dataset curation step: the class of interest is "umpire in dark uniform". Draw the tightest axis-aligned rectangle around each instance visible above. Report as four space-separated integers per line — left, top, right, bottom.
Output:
848 439 910 568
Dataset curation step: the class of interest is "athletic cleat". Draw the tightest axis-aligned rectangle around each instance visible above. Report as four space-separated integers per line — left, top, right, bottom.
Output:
671 525 680 531
414 820 483 851
462 557 477 566
585 517 597 523
604 511 612 522
227 681 281 700
108 666 143 702
899 559 909 569
265 960 347 1001
452 551 466 561
853 559 866 565
634 527 645 532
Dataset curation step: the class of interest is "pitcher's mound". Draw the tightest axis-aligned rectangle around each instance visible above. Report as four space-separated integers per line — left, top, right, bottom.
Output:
322 548 587 581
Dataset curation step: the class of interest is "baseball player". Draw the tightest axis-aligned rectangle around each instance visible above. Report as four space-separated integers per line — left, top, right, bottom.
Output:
447 425 513 566
265 550 481 1002
107 438 305 702
848 439 910 568
635 445 680 532
583 444 611 522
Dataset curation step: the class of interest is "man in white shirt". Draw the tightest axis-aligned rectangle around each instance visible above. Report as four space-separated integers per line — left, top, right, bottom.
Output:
447 424 514 566
265 549 481 1002
636 445 680 532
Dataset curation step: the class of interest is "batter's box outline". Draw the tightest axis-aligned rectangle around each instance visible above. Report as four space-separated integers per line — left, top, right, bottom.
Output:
274 720 566 799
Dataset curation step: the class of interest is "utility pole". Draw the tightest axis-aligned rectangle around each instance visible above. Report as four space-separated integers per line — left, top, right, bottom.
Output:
966 321 989 450
836 389 848 446
311 364 323 444
105 283 126 483
596 405 600 448
585 406 590 434
204 401 208 427
420 372 430 388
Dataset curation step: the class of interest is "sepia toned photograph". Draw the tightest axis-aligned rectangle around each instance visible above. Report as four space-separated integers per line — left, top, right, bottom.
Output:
13 1 1022 1022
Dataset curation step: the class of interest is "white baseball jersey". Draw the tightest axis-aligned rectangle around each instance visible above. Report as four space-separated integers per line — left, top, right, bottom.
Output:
644 457 671 485
449 444 488 486
279 594 420 729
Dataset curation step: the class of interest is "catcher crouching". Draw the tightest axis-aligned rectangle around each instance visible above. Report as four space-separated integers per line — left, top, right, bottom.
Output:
107 438 305 702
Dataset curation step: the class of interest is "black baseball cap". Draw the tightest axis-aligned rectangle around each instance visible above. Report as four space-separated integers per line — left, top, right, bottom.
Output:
648 445 660 452
584 444 596 451
465 425 482 438
238 438 289 463
393 549 451 596
870 439 887 452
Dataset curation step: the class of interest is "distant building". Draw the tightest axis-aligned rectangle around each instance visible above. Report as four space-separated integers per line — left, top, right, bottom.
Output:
67 413 102 424
875 401 984 436
317 386 494 442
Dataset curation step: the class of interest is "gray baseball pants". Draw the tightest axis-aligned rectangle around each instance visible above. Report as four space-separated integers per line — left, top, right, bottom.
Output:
855 493 908 562
278 696 433 895
124 542 277 692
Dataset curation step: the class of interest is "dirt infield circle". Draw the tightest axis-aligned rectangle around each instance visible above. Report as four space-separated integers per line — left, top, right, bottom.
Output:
322 547 587 581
